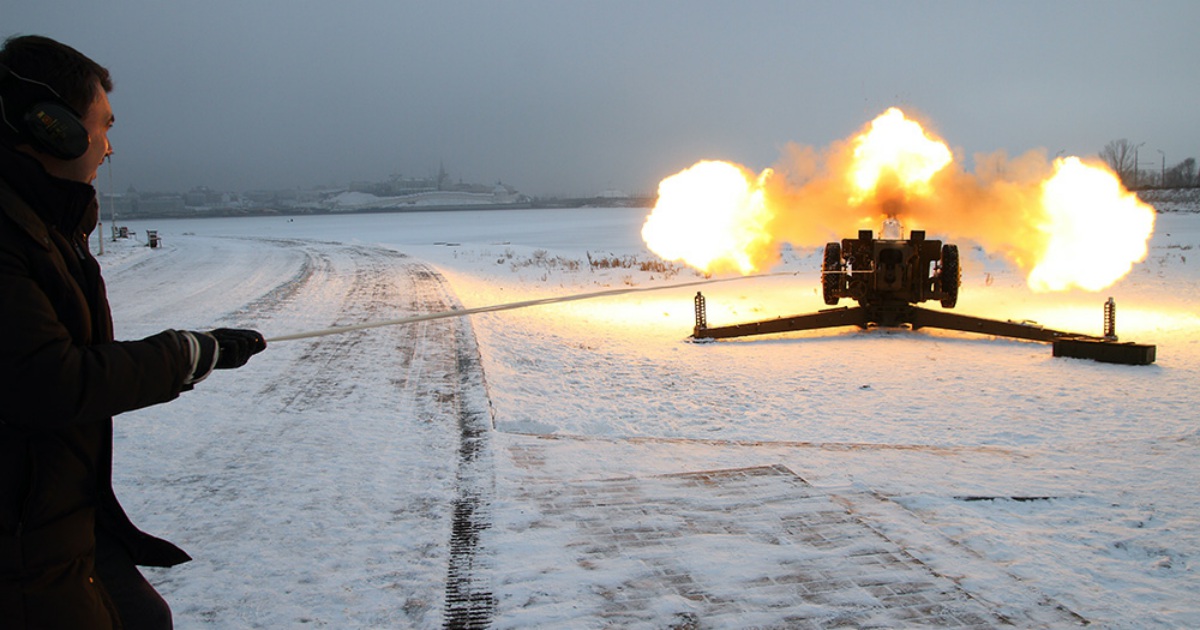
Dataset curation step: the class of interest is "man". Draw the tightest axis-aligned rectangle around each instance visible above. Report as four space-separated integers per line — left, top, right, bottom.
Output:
0 35 266 629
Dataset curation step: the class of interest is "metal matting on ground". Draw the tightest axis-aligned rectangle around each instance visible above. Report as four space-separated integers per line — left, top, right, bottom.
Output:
491 463 1083 628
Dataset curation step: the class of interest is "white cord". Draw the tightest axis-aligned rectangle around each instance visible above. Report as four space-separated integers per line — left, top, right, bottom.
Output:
265 272 796 343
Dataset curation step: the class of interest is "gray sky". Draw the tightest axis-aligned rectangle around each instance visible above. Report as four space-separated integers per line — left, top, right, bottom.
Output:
6 0 1197 197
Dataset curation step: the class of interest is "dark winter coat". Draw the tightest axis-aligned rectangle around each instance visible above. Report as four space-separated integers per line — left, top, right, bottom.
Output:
0 144 193 628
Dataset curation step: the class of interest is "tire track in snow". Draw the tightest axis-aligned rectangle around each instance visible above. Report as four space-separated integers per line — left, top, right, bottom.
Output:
105 236 325 335
441 273 497 630
137 238 493 627
241 242 497 627
221 238 330 325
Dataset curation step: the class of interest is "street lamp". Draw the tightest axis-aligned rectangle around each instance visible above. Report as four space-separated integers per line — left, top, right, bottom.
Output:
1133 142 1145 188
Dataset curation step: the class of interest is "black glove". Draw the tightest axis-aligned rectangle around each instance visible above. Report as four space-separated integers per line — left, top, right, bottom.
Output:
208 328 267 369
177 328 266 387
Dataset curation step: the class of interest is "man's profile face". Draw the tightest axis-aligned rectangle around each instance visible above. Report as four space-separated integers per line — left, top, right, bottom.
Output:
49 79 113 184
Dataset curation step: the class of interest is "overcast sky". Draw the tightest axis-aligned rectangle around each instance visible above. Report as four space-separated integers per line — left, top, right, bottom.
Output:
6 0 1197 197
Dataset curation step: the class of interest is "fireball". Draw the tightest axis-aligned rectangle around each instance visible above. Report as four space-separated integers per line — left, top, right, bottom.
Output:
847 107 952 205
641 160 774 274
1027 157 1156 292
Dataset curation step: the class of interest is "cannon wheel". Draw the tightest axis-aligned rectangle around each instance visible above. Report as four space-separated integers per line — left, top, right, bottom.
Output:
822 242 842 305
940 244 960 308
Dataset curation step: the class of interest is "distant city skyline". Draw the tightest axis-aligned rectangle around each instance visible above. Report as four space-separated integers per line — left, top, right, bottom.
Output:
103 164 544 197
7 1 1198 197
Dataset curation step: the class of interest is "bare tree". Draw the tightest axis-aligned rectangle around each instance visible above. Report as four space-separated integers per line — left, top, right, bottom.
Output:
1163 157 1197 187
1099 139 1139 187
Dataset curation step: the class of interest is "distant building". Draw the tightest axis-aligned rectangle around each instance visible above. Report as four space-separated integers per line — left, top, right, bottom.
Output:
185 186 225 207
99 186 185 218
138 193 186 215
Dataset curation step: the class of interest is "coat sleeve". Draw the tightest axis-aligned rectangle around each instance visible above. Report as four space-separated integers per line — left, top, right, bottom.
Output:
0 251 193 431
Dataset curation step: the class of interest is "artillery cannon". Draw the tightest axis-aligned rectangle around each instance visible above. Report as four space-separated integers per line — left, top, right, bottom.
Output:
691 226 1156 365
822 226 959 313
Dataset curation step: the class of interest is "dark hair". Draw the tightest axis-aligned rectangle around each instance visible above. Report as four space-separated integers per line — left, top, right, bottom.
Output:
0 34 112 116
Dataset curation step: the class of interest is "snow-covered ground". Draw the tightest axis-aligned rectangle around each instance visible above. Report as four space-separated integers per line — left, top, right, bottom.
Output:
97 204 1198 628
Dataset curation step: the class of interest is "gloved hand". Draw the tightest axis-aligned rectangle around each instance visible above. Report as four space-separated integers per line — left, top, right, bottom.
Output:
176 328 266 387
208 328 267 369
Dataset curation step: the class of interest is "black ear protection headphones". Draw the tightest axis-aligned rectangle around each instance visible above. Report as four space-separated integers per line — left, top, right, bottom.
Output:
0 63 90 160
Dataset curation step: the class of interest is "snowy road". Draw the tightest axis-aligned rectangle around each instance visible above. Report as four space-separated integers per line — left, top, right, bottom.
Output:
98 210 1199 628
107 235 492 627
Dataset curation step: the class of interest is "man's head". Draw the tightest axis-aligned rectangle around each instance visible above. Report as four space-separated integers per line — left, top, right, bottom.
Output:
0 35 114 183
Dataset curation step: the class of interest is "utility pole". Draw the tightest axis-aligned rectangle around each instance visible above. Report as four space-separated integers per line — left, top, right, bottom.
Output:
108 155 117 241
1133 142 1145 188
1158 150 1165 186
97 197 104 256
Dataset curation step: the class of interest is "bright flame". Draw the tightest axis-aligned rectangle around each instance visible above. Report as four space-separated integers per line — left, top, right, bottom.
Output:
641 107 1158 293
847 107 952 205
641 160 774 274
1027 157 1156 292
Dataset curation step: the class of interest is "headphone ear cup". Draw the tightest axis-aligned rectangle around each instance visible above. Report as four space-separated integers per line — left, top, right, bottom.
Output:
23 101 90 160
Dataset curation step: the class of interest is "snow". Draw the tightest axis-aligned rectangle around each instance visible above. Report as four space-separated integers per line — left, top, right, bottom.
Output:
94 205 1199 628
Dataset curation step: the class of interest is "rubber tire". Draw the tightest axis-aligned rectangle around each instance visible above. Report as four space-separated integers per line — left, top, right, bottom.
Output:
822 242 842 305
940 244 960 308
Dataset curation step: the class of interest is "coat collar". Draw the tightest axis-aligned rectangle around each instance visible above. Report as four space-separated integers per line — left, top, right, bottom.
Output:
0 143 98 248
